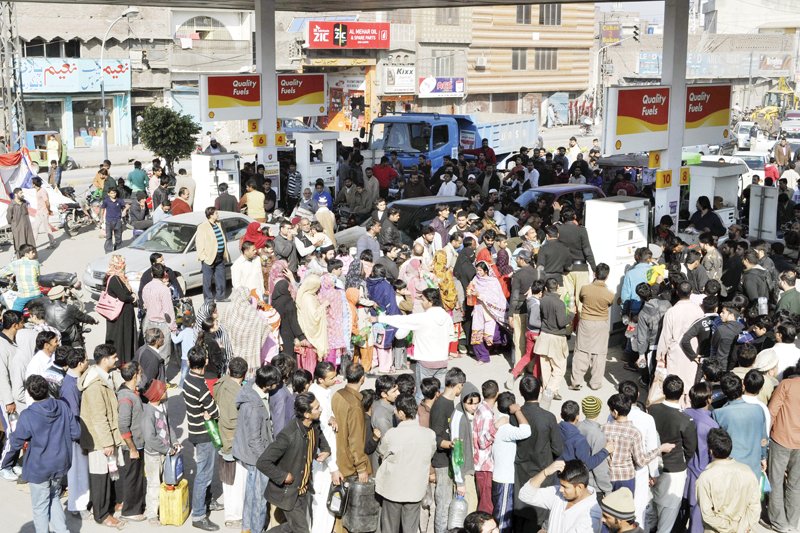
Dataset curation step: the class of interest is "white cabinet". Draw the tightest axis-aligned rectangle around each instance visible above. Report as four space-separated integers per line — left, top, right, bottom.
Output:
191 152 241 212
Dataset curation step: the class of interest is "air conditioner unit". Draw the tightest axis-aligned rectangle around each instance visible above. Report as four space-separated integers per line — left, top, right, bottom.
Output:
476 56 487 69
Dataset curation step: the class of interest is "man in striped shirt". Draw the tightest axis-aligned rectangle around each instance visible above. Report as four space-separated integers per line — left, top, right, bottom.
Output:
183 347 223 531
0 244 41 312
196 207 229 303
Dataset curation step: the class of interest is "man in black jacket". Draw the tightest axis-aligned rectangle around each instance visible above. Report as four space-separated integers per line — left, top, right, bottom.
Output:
512 375 563 532
509 250 537 370
557 207 596 314
257 392 330 533
44 286 97 347
537 225 572 287
537 278 574 400
378 207 403 246
648 375 697 533
711 303 745 371
137 252 184 304
679 296 719 364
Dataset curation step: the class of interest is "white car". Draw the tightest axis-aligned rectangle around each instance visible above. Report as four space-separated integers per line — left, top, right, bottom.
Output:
82 211 253 297
704 152 770 194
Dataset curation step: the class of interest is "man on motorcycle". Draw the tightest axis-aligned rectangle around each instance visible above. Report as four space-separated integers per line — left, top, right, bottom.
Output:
43 285 96 348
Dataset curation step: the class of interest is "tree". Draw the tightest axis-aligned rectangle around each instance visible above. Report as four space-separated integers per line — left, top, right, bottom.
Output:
138 106 200 175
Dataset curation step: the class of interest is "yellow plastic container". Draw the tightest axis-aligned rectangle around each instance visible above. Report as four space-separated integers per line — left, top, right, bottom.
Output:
159 479 189 526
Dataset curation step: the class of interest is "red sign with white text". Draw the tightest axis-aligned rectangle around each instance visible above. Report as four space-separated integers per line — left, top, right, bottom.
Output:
307 21 390 49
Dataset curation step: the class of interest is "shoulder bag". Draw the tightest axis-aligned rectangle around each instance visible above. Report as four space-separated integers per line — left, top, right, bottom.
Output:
96 276 124 321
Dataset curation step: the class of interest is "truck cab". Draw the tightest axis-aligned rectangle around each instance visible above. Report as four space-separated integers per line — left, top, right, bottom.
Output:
366 113 465 173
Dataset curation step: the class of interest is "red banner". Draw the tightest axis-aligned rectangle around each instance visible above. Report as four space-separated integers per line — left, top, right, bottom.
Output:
200 74 262 121
685 85 731 129
277 74 327 118
616 87 670 135
308 21 390 49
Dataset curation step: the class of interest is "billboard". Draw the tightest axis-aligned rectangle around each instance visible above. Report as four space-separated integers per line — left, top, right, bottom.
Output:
200 74 261 122
276 73 327 118
600 23 622 46
384 66 416 94
308 21 390 49
683 84 732 146
603 86 671 155
418 76 466 98
20 58 131 93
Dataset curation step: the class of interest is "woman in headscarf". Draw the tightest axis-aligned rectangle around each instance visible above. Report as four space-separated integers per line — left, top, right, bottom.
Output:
269 260 305 357
319 264 349 369
467 261 508 364
432 250 462 357
222 286 269 373
454 237 478 355
194 300 233 364
399 255 426 313
366 263 401 373
481 205 501 234
241 221 269 250
295 274 328 372
104 254 137 363
345 259 376 373
475 229 509 298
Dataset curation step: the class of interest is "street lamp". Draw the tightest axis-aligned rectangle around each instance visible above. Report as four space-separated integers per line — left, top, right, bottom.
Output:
100 6 139 162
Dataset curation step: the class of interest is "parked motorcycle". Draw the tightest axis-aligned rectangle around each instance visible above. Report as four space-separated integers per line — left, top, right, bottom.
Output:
58 187 101 237
0 271 85 312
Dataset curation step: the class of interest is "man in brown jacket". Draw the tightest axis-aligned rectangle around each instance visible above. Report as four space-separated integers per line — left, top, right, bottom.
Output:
331 362 371 482
570 263 615 391
79 344 125 528
196 206 229 302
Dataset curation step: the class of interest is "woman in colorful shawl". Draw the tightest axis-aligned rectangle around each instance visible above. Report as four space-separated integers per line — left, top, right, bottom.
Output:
399 256 426 313
295 274 329 372
345 259 375 373
319 271 348 369
194 300 234 364
366 263 401 373
475 231 510 299
432 250 462 356
221 286 269 373
495 236 514 296
467 261 508 364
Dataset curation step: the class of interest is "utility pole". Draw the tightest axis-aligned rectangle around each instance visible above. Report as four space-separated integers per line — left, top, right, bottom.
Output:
0 1 25 148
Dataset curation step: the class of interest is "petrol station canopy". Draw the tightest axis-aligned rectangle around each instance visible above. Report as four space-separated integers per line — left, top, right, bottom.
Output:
6 0 622 11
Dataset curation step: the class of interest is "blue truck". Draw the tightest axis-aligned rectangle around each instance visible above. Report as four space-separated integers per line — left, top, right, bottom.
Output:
362 112 539 173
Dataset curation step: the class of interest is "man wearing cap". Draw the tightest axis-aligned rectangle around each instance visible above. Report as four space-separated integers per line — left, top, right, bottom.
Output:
578 396 612 496
44 285 97 348
315 195 337 246
600 488 642 532
214 182 239 213
509 250 537 370
203 137 227 154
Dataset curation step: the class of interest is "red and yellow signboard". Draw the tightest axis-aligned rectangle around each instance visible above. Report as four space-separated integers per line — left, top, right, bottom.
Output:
200 74 261 122
679 167 691 186
683 84 732 146
277 73 327 119
307 21 390 50
602 86 670 155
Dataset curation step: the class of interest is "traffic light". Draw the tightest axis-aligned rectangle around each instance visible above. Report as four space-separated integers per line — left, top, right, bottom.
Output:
633 25 640 42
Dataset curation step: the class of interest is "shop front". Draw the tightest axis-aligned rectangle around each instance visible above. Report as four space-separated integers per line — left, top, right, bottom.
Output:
317 66 375 132
20 58 132 149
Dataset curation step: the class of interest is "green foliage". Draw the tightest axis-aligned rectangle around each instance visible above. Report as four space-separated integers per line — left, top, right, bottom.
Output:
138 106 200 174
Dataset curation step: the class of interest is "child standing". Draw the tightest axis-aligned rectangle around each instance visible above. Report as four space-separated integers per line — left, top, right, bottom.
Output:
451 382 481 512
141 380 179 525
473 380 498 515
491 392 531 533
171 315 196 388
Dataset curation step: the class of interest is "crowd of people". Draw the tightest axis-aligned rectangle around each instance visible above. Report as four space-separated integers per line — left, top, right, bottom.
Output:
2 134 800 533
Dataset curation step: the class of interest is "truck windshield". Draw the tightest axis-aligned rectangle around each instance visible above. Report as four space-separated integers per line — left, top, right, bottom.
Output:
369 121 429 153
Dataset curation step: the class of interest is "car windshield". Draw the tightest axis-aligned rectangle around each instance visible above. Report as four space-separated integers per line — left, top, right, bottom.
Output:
738 124 751 134
129 222 196 253
517 191 556 210
739 156 765 170
369 121 429 153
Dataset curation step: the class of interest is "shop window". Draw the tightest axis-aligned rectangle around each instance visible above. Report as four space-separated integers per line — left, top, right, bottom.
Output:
72 98 115 148
24 38 81 58
23 100 63 132
512 48 527 71
63 39 80 58
45 41 60 58
539 4 562 26
385 10 412 24
534 48 558 70
516 6 532 24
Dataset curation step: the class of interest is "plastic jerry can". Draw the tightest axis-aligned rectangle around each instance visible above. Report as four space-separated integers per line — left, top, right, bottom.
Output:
159 479 190 526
